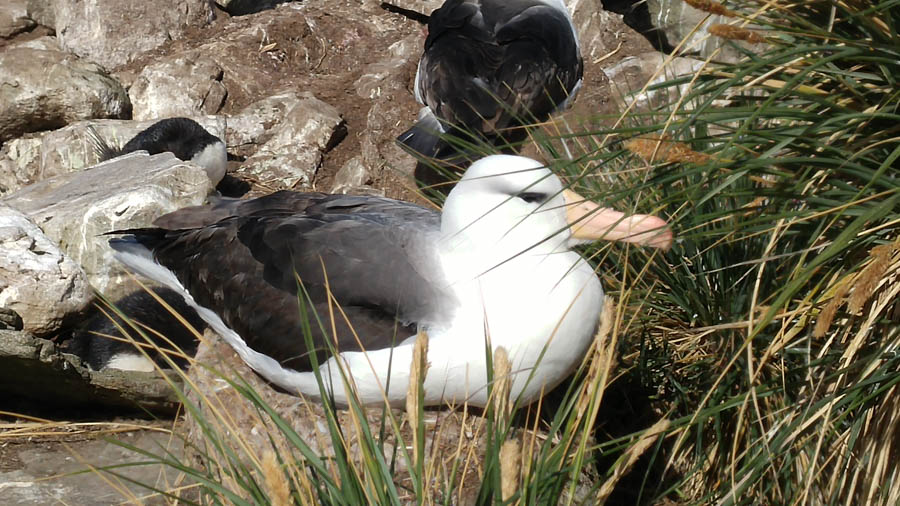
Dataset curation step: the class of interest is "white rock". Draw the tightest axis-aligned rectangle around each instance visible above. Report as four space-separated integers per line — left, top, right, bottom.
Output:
237 94 344 190
330 156 372 194
53 0 214 69
0 0 35 39
0 137 42 197
3 152 212 300
0 44 130 143
225 92 308 155
0 205 92 337
129 55 227 121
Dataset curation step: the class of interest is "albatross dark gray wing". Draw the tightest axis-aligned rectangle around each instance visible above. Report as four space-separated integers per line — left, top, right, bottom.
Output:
399 0 582 191
110 193 453 372
417 0 582 138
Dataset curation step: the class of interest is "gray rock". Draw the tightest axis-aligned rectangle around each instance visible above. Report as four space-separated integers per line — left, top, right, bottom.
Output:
0 136 42 196
0 429 189 505
330 156 373 194
53 0 214 69
602 51 707 110
0 44 130 143
225 92 308 157
0 0 35 39
7 34 60 51
2 152 212 301
0 205 92 337
236 94 345 190
23 0 54 30
0 307 24 330
0 329 182 414
129 55 227 121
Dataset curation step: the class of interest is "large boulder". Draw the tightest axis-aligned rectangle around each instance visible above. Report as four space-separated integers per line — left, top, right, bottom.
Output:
2 152 212 301
0 43 131 143
0 205 92 337
236 93 345 190
0 0 35 39
52 0 215 69
0 116 227 197
129 55 228 121
225 92 309 158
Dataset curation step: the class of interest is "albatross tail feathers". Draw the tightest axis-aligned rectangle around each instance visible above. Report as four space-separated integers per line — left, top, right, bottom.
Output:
85 125 123 163
108 235 187 297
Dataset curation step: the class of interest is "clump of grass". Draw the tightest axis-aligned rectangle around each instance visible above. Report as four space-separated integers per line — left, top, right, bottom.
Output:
533 0 900 503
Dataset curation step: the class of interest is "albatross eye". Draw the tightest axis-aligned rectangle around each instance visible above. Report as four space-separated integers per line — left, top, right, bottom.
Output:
517 192 547 204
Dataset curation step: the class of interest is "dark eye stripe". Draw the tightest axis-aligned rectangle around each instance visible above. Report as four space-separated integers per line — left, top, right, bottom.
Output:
517 192 547 204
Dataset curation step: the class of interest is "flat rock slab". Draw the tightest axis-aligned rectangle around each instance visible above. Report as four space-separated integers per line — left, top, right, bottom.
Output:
0 205 92 337
0 427 189 505
2 152 212 301
0 43 130 144
0 330 181 414
53 0 214 69
129 54 227 121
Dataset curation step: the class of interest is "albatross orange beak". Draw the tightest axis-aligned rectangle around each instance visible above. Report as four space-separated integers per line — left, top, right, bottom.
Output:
563 189 673 250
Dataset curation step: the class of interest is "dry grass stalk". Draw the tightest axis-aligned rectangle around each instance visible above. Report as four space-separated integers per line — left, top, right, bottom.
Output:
848 241 899 314
709 24 765 43
597 418 671 503
683 0 737 17
813 279 850 338
500 439 521 502
493 346 512 429
625 137 712 165
262 450 293 506
406 331 430 469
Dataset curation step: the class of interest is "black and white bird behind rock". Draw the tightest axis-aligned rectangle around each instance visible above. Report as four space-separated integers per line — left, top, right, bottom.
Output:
66 288 205 372
398 0 583 192
109 155 672 408
88 117 228 187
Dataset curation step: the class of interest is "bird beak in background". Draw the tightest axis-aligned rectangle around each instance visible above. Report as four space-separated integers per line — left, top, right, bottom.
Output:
563 189 674 250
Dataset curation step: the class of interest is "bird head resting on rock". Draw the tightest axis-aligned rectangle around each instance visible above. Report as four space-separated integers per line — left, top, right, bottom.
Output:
88 117 227 187
109 154 671 407
398 0 584 193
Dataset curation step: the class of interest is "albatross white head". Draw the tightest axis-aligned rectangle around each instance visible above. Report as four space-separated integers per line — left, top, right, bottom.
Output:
440 154 672 264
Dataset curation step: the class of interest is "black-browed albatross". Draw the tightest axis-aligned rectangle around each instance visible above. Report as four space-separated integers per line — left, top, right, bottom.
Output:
88 117 228 187
398 0 583 189
110 155 671 407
